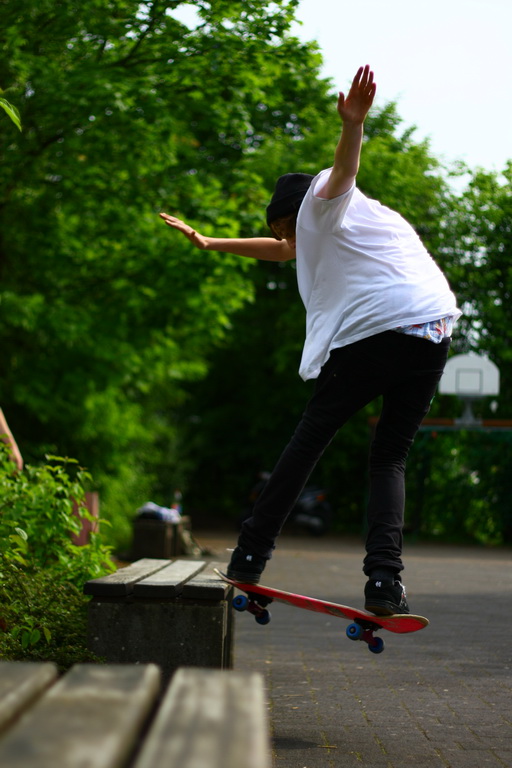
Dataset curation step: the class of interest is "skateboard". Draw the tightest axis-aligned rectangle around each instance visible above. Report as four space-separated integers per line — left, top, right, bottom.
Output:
215 570 428 654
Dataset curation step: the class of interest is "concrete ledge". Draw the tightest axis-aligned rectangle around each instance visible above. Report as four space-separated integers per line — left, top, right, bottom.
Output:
85 559 234 683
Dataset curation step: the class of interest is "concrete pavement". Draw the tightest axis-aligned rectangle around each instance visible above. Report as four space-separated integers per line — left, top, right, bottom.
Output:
196 529 512 767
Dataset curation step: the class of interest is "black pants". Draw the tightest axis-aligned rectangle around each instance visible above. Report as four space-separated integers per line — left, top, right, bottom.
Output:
239 331 450 575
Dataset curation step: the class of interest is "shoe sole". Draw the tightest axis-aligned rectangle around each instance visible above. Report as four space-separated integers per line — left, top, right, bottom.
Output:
226 570 261 585
365 601 410 616
365 602 396 616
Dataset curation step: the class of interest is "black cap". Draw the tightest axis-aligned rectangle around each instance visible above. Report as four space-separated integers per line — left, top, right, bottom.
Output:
266 173 314 227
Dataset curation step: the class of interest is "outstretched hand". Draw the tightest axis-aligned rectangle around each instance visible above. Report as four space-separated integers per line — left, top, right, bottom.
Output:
159 212 209 249
337 65 376 125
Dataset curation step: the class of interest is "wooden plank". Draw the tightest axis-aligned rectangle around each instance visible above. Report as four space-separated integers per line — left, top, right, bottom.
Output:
133 668 271 768
0 664 161 768
84 558 171 596
133 560 205 598
181 562 232 600
0 663 58 733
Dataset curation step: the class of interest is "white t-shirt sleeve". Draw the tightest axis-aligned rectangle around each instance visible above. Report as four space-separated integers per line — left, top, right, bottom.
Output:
299 169 355 233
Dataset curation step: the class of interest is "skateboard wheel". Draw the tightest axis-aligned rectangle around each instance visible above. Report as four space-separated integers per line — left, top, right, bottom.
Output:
233 595 248 612
368 636 385 654
346 623 363 641
255 609 271 626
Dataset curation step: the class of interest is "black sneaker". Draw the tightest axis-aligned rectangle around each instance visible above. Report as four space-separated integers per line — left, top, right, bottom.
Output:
226 546 267 584
364 578 410 616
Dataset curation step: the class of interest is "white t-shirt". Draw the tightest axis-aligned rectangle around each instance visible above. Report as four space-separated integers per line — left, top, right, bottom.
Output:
295 169 461 381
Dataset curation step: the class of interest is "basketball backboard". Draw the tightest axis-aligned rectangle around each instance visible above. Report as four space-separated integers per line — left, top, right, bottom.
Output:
439 353 499 398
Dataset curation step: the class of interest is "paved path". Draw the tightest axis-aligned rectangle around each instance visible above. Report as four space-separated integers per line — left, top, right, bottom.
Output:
196 529 512 767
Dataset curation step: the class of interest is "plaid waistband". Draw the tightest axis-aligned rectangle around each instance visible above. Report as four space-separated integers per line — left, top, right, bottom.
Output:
394 316 454 343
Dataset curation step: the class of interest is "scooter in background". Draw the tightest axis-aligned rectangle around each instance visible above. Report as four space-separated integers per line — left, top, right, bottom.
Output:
242 472 333 536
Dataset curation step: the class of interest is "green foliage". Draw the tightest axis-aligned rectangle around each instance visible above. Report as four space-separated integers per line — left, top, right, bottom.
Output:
0 96 21 131
0 443 113 668
0 561 103 670
406 429 512 546
0 446 112 582
442 165 512 373
0 0 330 547
402 162 512 545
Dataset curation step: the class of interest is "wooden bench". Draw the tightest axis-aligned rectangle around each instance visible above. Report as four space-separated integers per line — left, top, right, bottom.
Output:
130 516 200 559
0 662 270 768
84 559 234 684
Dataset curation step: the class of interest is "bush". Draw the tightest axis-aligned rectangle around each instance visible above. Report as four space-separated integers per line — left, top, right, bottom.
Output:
0 562 104 670
0 444 114 669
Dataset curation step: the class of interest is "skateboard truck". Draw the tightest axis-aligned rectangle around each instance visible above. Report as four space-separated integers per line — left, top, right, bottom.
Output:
346 620 385 654
232 593 273 626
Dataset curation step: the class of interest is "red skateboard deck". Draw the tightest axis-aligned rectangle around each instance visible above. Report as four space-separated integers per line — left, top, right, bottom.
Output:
215 570 428 654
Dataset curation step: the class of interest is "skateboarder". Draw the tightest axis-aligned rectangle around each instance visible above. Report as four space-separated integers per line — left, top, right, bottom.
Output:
160 65 460 616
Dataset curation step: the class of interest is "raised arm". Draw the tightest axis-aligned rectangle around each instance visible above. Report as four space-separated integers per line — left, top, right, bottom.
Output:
159 213 295 262
319 65 376 200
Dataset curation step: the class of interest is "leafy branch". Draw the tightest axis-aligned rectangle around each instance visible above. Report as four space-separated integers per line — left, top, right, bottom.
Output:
0 96 22 131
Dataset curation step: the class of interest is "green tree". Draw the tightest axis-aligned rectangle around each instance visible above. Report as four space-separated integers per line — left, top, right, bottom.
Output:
442 164 512 387
0 0 330 546
421 163 512 544
405 428 512 545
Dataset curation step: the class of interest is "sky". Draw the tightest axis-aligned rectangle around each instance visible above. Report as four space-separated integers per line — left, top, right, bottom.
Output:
173 0 511 177
291 0 511 176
